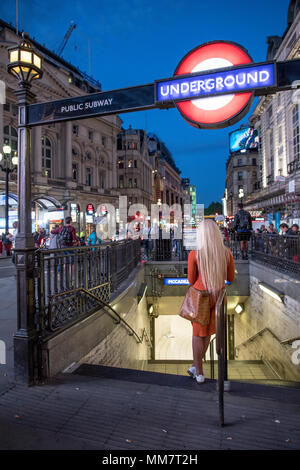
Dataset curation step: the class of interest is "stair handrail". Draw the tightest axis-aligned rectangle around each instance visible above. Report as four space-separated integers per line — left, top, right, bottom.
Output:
215 288 227 427
49 287 152 348
235 327 300 354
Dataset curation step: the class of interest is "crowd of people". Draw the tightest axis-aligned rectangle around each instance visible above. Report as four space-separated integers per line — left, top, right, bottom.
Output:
222 202 300 261
0 217 102 259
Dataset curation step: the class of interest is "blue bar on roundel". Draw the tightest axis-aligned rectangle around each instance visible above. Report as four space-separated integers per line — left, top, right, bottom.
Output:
156 63 275 103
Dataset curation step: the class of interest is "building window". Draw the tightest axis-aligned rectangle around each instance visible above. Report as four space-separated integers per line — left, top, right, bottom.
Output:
88 130 93 141
278 126 283 144
86 167 92 186
269 128 274 179
127 141 137 150
118 157 124 169
72 163 78 181
99 170 105 189
3 125 18 154
86 152 92 161
292 105 300 161
102 136 106 147
252 158 257 166
128 178 132 188
72 125 79 136
128 159 133 168
119 175 124 189
3 103 18 115
267 105 273 122
237 158 242 166
133 178 137 188
237 171 243 181
41 136 52 177
134 159 137 168
277 93 281 107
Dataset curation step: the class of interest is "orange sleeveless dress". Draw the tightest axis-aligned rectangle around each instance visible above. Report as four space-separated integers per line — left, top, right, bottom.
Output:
187 249 235 337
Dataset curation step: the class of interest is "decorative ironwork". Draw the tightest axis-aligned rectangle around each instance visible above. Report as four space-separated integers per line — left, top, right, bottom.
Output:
34 239 141 335
48 283 110 331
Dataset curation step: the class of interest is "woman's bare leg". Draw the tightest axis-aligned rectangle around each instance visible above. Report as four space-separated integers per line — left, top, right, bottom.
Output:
193 335 211 375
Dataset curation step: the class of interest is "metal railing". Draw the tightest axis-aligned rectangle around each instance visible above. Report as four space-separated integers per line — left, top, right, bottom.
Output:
34 239 141 336
143 238 189 261
251 233 300 277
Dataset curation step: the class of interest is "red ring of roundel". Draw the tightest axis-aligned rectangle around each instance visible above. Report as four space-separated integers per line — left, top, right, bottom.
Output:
174 41 253 128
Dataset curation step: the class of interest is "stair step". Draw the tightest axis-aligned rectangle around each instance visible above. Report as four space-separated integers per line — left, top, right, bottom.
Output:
74 363 216 392
73 364 300 404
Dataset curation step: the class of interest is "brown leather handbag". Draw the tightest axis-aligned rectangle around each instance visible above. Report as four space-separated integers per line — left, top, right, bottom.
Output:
179 286 212 325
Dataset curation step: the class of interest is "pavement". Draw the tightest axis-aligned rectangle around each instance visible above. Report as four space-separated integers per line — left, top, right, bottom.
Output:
0 365 299 450
0 260 299 450
0 264 17 393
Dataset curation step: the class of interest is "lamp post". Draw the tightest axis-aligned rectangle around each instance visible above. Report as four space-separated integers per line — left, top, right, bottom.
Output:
7 32 43 384
0 145 18 236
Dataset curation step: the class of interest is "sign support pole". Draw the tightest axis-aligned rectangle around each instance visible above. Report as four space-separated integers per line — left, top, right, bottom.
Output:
13 85 38 385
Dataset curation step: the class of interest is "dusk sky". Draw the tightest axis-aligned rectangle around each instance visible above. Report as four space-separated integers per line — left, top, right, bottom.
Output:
0 0 289 206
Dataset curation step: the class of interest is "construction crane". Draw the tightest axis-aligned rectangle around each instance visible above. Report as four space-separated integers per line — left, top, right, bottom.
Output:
56 21 76 57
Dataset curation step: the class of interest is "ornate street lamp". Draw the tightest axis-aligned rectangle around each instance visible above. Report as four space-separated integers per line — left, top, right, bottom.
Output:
7 32 43 384
7 32 43 87
0 145 18 236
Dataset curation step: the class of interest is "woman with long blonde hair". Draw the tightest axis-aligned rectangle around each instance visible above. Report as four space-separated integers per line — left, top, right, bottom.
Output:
187 219 235 383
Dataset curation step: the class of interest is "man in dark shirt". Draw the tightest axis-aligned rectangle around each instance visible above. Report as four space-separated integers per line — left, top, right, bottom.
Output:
59 216 79 248
233 202 252 260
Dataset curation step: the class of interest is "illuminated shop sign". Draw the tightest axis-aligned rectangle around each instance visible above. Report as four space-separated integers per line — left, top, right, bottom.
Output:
164 278 189 286
156 63 275 103
86 204 95 215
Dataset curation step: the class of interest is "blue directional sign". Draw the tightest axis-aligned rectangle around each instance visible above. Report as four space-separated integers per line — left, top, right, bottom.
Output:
164 278 190 286
155 62 275 104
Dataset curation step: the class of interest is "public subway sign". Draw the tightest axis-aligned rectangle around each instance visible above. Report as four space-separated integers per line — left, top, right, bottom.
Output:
26 40 300 130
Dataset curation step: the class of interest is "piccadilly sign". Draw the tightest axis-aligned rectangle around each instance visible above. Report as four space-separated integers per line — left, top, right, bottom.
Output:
26 40 300 130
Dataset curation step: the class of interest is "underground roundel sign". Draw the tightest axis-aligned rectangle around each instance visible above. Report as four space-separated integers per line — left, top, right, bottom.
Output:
175 41 254 129
159 41 255 129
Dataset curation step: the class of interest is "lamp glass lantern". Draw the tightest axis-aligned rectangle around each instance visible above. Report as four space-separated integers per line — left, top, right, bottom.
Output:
7 33 43 84
3 144 11 155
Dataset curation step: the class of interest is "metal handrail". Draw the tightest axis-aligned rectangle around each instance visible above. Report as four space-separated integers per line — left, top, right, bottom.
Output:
49 287 152 347
215 289 226 355
235 326 300 353
214 288 227 427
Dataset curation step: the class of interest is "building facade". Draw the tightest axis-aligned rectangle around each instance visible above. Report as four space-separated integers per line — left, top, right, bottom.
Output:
116 127 153 215
243 2 300 227
225 146 259 217
0 19 121 236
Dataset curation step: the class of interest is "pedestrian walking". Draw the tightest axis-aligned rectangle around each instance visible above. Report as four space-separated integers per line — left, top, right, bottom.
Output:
233 202 252 259
49 224 61 249
3 232 12 256
58 217 79 248
185 220 235 384
87 226 101 246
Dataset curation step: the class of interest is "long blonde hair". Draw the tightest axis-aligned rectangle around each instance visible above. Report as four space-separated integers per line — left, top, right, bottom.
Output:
195 219 228 298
